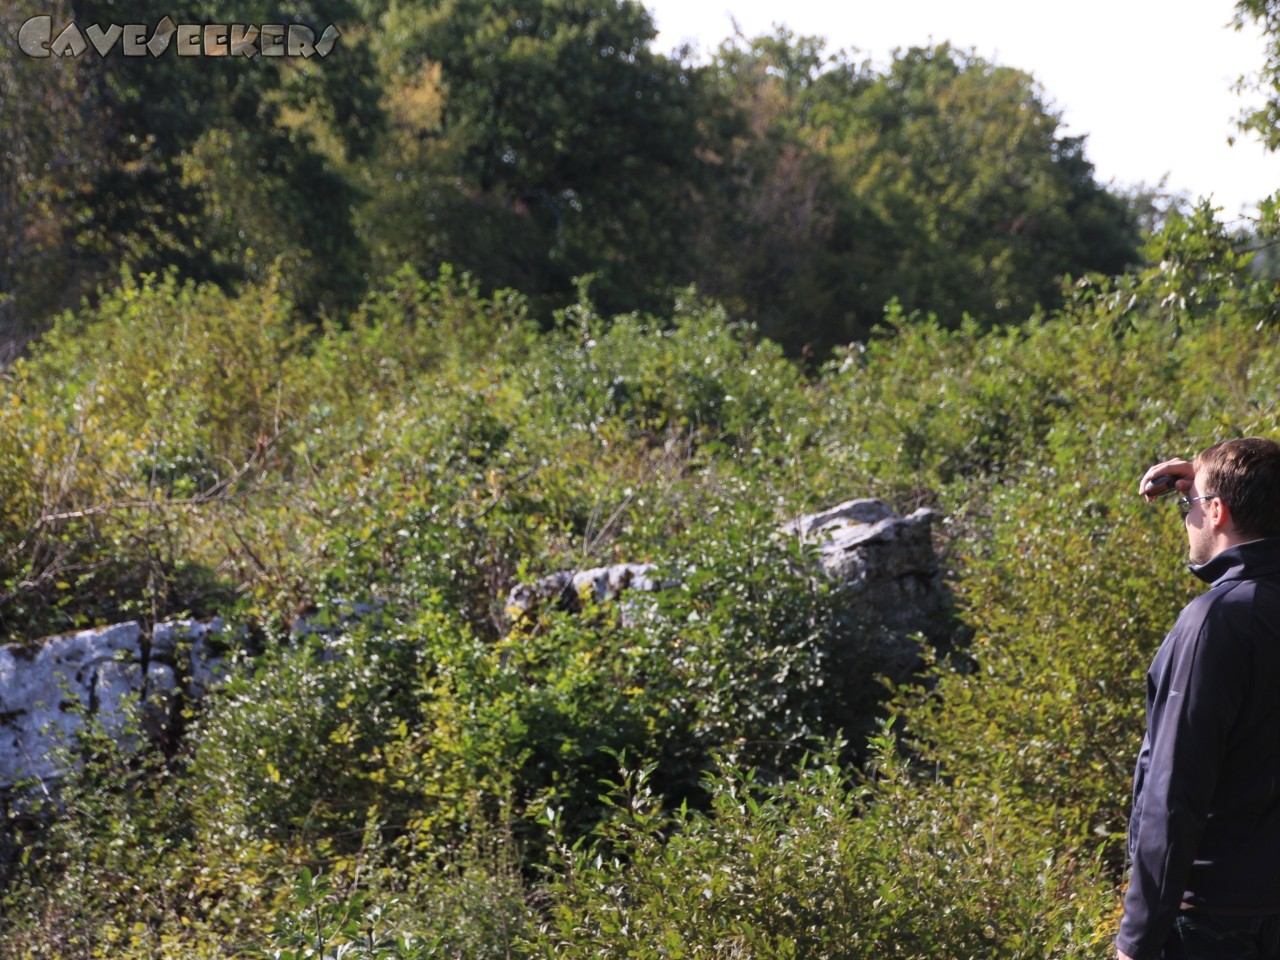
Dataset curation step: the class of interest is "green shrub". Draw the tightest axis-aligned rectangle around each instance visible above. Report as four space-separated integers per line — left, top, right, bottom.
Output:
536 739 1118 959
10 205 1280 958
0 270 313 639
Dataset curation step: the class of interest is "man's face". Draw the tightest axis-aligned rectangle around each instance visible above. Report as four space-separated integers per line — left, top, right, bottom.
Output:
1185 474 1216 565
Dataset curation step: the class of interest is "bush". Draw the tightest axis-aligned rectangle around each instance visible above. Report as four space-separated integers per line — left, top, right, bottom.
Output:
10 209 1280 958
536 738 1119 959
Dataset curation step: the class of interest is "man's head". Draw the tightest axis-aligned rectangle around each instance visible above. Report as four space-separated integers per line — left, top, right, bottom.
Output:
1186 437 1280 562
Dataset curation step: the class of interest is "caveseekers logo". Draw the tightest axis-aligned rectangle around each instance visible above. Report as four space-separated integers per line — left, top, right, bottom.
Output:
17 15 340 58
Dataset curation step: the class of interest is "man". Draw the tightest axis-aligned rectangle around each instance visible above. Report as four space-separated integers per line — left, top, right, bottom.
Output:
1119 437 1280 960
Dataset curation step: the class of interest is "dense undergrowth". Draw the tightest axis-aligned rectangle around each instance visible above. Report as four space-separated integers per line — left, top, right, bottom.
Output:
1 204 1278 957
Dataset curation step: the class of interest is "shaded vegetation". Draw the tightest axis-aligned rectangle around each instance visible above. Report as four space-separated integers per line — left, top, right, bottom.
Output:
1 193 1279 954
3 1 1280 956
2 0 1142 354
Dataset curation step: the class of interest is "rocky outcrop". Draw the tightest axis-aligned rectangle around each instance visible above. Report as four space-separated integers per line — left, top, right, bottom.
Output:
507 498 944 636
500 498 948 741
779 498 943 633
504 562 674 622
0 618 230 790
0 498 947 792
781 497 946 684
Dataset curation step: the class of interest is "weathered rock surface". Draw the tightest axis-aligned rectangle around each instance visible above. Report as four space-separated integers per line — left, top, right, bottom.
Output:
507 498 944 636
0 498 947 792
504 562 673 622
782 498 947 685
0 618 231 790
500 498 948 745
779 498 943 633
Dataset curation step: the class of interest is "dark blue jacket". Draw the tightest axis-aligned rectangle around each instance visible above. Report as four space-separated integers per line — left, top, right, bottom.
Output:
1119 538 1280 960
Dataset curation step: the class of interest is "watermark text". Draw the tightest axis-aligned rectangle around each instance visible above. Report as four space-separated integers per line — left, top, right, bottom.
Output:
17 15 340 58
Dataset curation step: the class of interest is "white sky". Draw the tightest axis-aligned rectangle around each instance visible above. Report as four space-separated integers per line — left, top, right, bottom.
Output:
644 0 1280 225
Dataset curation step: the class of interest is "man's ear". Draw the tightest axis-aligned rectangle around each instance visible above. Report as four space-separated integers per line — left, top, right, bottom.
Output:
1210 496 1234 533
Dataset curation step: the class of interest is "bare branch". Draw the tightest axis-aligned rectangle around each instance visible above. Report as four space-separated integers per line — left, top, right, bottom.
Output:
34 429 284 526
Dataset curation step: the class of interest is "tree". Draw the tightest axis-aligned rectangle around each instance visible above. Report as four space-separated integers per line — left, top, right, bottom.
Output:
0 0 382 329
839 46 1137 322
0 2 106 351
694 37 1140 355
392 0 719 317
689 30 872 355
1234 0 1280 151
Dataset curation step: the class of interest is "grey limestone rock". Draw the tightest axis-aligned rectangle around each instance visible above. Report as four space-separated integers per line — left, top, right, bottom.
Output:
779 497 943 634
0 621 142 786
505 498 944 636
500 498 948 733
0 498 947 791
504 562 673 622
0 618 234 790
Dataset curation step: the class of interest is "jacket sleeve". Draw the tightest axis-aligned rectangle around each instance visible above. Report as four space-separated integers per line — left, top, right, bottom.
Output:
1117 603 1247 960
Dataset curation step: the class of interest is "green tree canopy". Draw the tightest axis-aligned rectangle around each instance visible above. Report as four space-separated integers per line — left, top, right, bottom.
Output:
2 5 1142 358
366 0 721 317
1235 0 1280 150
695 36 1140 354
0 0 383 325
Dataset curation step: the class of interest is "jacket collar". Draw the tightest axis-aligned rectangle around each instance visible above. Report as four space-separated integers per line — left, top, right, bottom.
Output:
1190 538 1280 586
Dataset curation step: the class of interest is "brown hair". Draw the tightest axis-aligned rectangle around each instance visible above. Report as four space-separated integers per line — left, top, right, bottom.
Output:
1194 437 1280 538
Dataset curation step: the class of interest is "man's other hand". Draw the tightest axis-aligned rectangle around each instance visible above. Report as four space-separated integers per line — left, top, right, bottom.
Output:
1140 458 1194 501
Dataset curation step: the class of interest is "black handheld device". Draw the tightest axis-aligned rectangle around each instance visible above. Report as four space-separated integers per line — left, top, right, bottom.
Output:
1144 474 1178 497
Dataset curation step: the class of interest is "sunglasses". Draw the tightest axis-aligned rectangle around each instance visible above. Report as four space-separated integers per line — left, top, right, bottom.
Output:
1176 494 1219 518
